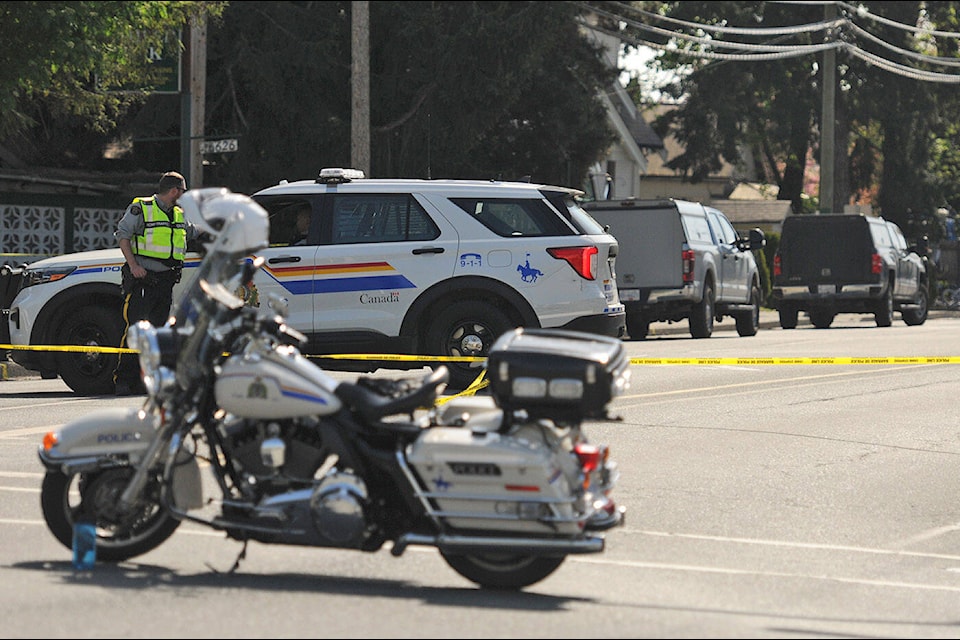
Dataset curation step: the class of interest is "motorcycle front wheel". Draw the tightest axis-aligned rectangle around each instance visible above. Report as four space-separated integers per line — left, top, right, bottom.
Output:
41 468 181 562
440 551 566 590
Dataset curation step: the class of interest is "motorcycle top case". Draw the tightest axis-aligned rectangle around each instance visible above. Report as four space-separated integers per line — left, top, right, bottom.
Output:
486 328 630 420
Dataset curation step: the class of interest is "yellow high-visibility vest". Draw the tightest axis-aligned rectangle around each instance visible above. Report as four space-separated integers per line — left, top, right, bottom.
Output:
131 197 186 261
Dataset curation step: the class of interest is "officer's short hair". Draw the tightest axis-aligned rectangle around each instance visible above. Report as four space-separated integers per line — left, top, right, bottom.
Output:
158 171 187 193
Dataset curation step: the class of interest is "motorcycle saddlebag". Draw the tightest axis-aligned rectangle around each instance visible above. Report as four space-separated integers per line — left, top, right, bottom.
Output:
486 328 630 420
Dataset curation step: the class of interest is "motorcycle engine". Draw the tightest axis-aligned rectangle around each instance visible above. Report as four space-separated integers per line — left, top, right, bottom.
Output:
219 417 370 548
221 416 329 492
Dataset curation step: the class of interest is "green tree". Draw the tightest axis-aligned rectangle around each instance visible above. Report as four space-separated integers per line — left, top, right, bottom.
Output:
200 1 618 192
0 1 224 167
619 1 960 229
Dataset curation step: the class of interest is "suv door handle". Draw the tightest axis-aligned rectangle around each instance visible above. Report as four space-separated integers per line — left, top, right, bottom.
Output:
268 256 302 264
412 247 445 255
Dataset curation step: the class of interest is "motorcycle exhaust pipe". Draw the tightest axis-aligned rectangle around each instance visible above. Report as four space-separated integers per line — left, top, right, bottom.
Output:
390 533 605 557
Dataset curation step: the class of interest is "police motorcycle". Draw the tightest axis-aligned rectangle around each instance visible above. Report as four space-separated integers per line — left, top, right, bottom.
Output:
38 187 628 590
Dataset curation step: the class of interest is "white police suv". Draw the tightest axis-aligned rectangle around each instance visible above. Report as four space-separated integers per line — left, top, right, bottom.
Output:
3 168 625 392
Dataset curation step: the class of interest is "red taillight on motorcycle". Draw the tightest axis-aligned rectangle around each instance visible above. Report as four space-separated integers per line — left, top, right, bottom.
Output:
773 252 782 277
547 246 598 280
574 442 605 473
871 252 883 274
42 431 59 451
681 249 695 284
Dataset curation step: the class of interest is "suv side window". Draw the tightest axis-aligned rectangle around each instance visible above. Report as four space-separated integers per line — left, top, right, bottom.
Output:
450 198 573 237
331 194 439 243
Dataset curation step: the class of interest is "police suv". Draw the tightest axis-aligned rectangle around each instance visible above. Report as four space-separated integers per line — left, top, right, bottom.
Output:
3 168 625 393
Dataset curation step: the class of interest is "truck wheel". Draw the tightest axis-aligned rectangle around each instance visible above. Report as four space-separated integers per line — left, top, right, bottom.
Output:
625 312 649 340
689 282 714 339
55 305 122 396
902 287 928 326
875 287 893 327
809 310 834 329
735 284 761 337
778 306 798 330
424 300 513 391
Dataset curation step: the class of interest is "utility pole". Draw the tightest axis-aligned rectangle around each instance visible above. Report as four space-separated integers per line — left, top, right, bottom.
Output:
179 15 207 188
351 1 370 174
820 3 837 213
190 15 207 188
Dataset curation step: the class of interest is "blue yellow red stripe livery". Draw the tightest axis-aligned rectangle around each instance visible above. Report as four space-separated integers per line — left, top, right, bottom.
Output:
260 261 416 295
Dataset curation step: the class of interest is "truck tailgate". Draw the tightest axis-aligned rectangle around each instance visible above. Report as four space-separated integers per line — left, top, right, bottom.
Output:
780 216 873 283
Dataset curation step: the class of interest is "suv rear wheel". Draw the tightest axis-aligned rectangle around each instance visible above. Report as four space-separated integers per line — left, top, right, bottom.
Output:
425 300 514 391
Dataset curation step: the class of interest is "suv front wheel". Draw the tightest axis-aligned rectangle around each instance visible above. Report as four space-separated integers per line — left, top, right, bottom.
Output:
424 300 514 390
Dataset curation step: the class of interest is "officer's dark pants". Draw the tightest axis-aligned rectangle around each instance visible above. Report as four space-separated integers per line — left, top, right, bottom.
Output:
113 268 179 387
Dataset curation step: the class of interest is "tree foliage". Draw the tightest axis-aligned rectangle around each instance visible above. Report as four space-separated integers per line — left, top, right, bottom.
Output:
0 0 224 161
622 1 960 236
200 1 618 193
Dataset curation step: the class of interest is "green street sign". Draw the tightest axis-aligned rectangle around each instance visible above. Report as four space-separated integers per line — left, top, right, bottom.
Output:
102 30 181 94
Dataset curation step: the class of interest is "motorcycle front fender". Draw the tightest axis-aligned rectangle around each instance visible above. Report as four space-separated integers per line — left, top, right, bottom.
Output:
38 406 160 472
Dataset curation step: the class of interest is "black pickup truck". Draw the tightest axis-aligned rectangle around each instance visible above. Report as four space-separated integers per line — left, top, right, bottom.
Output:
772 214 928 329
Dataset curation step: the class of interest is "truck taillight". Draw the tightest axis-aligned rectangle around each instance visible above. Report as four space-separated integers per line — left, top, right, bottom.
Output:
871 252 883 274
773 253 782 277
548 246 597 280
682 249 695 283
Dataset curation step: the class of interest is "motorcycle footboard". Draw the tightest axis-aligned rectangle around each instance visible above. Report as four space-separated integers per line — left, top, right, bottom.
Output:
391 532 605 557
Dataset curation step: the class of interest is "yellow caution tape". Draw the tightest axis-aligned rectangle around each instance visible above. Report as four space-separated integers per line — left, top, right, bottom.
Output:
3 344 960 366
630 356 960 365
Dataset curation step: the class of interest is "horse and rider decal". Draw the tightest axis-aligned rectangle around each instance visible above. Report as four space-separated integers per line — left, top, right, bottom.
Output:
517 256 543 283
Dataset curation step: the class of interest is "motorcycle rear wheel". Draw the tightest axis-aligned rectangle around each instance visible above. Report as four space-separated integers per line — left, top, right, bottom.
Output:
41 468 181 562
440 551 566 590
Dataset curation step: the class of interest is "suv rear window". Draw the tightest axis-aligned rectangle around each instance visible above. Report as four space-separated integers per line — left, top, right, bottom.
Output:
450 198 574 237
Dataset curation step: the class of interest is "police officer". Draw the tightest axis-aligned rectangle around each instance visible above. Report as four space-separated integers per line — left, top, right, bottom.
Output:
113 171 197 396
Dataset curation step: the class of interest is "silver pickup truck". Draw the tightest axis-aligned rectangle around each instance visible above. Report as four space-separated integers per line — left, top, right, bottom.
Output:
584 198 765 340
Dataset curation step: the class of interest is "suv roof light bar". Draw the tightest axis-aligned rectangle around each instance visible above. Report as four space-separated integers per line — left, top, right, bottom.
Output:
317 168 366 184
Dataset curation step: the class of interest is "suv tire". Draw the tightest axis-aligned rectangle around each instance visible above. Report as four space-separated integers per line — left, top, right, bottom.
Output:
425 300 514 390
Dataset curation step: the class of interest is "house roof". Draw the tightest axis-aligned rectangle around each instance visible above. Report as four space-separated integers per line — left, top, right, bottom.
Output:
608 82 664 150
711 198 792 225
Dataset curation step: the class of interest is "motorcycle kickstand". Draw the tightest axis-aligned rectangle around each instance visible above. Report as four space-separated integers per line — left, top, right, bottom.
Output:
205 538 248 575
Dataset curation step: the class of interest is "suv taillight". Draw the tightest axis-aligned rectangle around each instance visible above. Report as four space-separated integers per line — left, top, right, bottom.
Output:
682 249 695 284
773 252 782 277
871 252 883 274
548 246 597 280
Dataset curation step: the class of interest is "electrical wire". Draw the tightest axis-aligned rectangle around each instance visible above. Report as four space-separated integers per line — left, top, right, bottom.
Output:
573 1 960 83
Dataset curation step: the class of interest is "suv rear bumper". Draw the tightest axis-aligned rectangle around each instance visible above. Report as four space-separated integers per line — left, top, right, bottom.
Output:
560 311 626 339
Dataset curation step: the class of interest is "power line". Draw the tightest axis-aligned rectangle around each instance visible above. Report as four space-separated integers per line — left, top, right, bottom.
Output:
575 1 960 83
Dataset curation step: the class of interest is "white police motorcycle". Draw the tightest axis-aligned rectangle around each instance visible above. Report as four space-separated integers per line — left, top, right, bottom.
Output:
38 187 628 590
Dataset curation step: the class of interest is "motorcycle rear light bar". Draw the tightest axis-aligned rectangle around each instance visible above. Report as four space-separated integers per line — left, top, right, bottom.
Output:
510 377 584 400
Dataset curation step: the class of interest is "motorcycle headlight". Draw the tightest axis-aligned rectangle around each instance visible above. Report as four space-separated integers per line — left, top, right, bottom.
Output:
126 321 162 379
